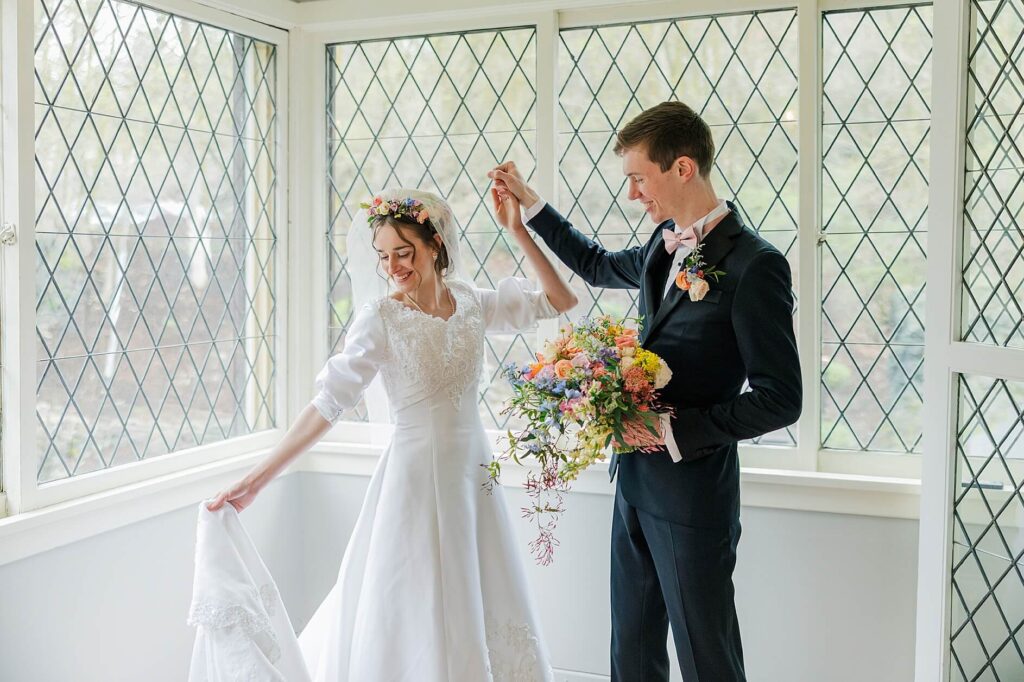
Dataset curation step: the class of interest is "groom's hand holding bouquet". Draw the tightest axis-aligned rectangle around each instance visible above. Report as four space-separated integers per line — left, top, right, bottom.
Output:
487 315 672 563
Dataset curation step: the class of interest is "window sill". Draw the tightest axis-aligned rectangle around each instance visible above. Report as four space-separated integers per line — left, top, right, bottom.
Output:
307 441 922 520
0 441 922 568
0 450 273 567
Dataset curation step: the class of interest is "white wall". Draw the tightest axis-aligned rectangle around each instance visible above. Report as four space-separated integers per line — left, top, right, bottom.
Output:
0 469 918 682
0 476 304 682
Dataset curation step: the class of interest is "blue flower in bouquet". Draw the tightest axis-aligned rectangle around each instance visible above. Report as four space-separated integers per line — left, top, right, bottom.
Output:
488 314 671 566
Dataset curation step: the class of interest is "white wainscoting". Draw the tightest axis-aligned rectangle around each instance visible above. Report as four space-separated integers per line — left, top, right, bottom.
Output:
0 449 920 682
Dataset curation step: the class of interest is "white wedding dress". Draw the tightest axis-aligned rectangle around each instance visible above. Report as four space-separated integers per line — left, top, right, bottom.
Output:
189 277 556 682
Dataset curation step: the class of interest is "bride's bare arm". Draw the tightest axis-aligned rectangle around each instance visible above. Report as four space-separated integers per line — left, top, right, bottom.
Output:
491 187 578 313
207 405 333 512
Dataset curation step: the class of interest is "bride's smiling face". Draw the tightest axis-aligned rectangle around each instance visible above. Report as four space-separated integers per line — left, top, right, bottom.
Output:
372 221 440 294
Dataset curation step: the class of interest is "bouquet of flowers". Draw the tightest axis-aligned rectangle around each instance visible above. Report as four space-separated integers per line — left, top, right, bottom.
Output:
485 316 673 564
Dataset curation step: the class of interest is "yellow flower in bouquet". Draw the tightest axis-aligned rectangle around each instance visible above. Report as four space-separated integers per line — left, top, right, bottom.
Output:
484 316 673 564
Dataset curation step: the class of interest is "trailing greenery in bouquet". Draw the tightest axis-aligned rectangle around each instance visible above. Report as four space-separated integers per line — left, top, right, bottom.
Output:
485 316 673 564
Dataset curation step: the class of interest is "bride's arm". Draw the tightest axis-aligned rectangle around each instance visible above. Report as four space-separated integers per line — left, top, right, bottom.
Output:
209 304 386 512
492 187 577 313
207 406 331 512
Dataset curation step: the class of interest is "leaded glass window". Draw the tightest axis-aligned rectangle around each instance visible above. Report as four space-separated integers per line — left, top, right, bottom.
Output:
326 28 537 428
34 0 278 482
820 5 931 453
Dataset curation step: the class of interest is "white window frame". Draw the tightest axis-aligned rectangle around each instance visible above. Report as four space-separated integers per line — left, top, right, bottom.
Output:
2 0 1013 674
916 0 1024 679
305 0 933 483
0 0 291 514
0 0 955 523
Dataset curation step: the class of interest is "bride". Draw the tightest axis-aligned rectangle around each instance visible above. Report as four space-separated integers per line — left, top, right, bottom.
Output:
205 186 577 681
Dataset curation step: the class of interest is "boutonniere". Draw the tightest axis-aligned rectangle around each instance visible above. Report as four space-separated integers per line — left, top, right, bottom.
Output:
674 243 726 302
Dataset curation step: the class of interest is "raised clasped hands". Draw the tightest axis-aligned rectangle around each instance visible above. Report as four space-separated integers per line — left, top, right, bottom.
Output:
488 160 539 209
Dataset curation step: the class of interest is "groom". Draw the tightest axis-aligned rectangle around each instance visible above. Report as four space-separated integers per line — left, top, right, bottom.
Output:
490 101 801 681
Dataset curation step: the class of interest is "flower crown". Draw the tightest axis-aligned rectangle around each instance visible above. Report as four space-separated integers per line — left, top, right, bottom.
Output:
359 195 430 224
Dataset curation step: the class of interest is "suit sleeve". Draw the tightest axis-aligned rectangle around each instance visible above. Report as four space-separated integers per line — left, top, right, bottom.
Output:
671 251 802 459
528 203 646 290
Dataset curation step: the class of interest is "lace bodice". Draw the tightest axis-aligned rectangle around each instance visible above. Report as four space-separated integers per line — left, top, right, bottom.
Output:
311 277 558 423
376 280 484 406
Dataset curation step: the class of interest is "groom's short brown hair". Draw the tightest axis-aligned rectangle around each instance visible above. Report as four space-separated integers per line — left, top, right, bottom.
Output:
614 101 715 177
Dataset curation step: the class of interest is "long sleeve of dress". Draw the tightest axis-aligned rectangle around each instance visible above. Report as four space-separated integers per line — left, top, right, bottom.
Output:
474 277 559 334
309 303 387 425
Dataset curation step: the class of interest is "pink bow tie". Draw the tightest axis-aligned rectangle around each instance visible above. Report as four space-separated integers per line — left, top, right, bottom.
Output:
662 225 699 255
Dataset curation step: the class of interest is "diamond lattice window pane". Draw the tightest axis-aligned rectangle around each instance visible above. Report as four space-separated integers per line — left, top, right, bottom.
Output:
962 0 1024 349
820 6 931 454
559 11 799 446
326 29 537 428
951 375 1024 680
34 0 278 483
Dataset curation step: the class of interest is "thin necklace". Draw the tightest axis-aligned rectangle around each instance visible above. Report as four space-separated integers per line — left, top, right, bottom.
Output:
405 284 455 318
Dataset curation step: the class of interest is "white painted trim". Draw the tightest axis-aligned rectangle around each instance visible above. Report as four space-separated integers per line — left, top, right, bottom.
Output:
0 449 277 566
305 10 539 44
274 24 293 438
132 0 291 43
189 0 298 30
742 467 920 520
948 342 1024 384
531 10 563 345
307 442 922 520
819 0 922 11
0 491 7 519
739 445 809 472
308 31 332 413
294 0 801 33
558 0 799 28
288 30 319 425
796 0 822 470
818 449 922 479
327 422 924 478
915 0 968 679
553 670 608 682
27 431 283 510
0 438 923 568
534 11 558 205
744 446 922 480
1 0 36 516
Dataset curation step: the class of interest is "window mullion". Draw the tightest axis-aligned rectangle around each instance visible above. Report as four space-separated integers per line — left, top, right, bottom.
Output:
1 0 39 514
288 29 323 426
797 0 823 471
533 11 561 346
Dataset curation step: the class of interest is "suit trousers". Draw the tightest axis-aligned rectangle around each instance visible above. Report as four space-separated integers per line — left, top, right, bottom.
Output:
610 488 746 682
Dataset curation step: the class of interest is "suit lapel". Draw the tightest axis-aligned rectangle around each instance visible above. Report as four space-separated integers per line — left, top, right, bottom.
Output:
645 202 745 339
640 222 673 337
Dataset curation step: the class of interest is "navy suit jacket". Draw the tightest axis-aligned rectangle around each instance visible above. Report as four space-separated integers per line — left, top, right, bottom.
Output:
528 202 802 527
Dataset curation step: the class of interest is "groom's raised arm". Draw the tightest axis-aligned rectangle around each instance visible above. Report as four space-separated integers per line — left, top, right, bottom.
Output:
526 203 646 290
490 162 646 290
671 250 802 460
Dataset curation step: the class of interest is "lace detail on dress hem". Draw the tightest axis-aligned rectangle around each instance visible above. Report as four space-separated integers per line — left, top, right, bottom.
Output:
188 584 281 663
485 616 551 682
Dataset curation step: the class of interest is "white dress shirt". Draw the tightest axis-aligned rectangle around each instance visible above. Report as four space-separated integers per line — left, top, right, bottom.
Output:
660 200 730 298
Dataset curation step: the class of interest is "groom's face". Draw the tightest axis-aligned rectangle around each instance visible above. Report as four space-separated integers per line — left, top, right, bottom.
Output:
621 146 685 224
